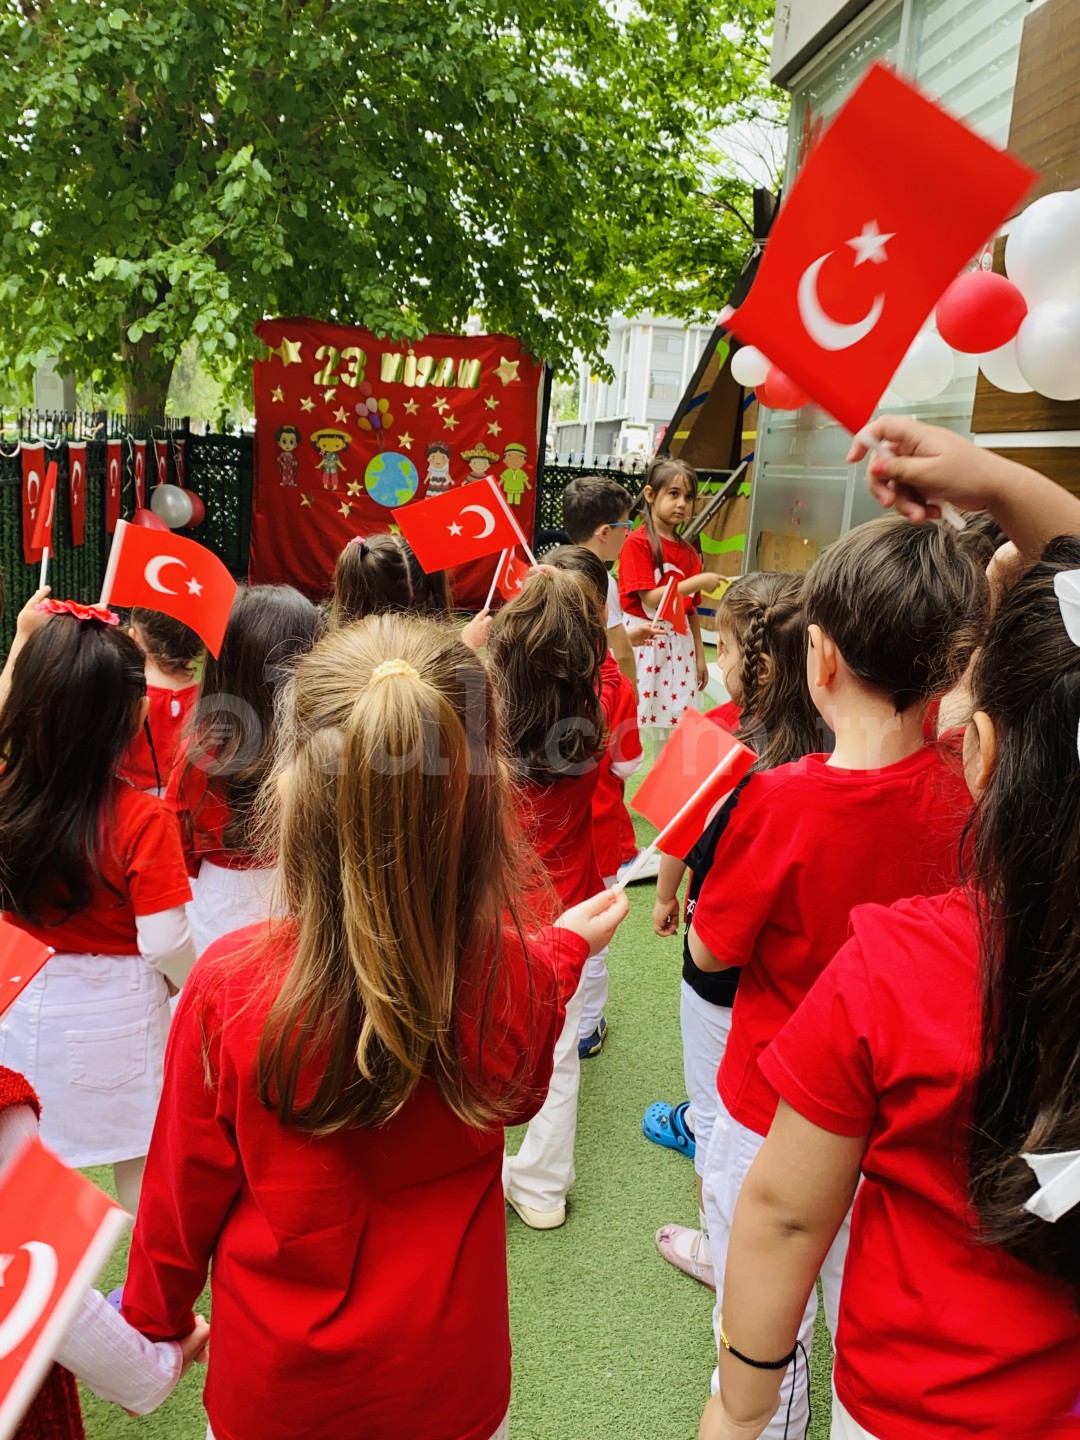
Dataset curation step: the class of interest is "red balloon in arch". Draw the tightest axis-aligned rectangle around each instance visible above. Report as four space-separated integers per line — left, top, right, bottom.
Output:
935 271 1027 354
132 507 170 532
182 490 206 528
758 365 808 411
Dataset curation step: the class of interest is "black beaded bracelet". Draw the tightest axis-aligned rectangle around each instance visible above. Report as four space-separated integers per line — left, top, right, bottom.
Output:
719 1317 797 1371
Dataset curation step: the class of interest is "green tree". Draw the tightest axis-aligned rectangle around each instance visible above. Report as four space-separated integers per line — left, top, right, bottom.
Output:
0 0 779 415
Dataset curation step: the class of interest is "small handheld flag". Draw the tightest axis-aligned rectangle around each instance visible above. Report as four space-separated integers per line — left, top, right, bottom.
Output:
654 575 688 636
393 476 537 574
28 463 57 588
98 520 237 657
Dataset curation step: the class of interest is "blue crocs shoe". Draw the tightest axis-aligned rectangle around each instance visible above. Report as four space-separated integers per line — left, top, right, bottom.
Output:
578 1015 608 1059
642 1100 696 1160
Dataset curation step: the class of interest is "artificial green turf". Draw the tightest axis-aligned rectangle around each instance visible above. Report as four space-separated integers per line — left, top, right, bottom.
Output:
81 803 832 1439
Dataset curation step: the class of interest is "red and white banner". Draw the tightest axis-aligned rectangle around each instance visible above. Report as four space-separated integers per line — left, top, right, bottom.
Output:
105 441 123 533
0 1139 127 1440
173 437 187 490
153 438 169 487
67 442 87 548
100 520 238 657
20 447 49 566
133 440 147 510
249 320 544 607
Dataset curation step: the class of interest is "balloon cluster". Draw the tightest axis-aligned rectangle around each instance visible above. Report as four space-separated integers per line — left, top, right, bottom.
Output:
149 483 207 529
354 381 394 433
729 347 808 411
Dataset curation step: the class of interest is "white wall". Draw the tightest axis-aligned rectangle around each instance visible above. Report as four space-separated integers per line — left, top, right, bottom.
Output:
771 0 874 83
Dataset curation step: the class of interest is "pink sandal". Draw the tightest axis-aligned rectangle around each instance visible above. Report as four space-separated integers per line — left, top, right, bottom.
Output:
655 1223 716 1290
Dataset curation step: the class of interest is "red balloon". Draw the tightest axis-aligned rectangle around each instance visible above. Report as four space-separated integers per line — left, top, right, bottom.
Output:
935 271 1027 353
182 489 206 527
132 507 170 531
758 365 808 411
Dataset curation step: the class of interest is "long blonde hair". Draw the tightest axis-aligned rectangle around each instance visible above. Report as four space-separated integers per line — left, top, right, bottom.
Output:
256 615 533 1133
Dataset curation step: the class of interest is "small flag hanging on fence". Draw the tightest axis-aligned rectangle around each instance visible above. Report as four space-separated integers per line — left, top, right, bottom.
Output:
106 440 123 533
154 438 169 487
68 442 87 548
133 440 147 510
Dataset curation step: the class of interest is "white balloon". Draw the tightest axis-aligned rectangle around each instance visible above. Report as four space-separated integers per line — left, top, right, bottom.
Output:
150 483 194 529
1015 298 1080 401
978 337 1033 394
889 331 955 402
1004 191 1080 306
730 345 770 388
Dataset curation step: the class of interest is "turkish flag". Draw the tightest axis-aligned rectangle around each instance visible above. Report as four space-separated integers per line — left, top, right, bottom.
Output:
173 437 187 489
67 443 87 548
133 440 146 510
0 1139 127 1440
22 456 56 566
154 438 169 486
0 921 50 1020
728 63 1036 433
654 575 688 636
101 520 237 657
393 476 525 573
631 708 754 857
105 440 122 533
496 549 531 601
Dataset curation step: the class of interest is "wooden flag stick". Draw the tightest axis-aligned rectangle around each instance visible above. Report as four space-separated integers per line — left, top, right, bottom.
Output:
38 547 49 589
484 550 507 612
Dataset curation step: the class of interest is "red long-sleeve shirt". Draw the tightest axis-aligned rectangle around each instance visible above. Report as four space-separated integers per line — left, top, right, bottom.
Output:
123 919 589 1440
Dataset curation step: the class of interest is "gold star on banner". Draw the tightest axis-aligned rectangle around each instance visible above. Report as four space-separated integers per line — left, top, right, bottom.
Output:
300 396 315 413
339 501 352 518
271 386 284 403
484 396 499 410
403 398 419 416
347 480 362 497
488 420 502 437
334 406 348 423
494 356 520 385
389 522 401 535
433 396 449 414
398 431 413 449
323 387 337 402
443 413 459 431
277 338 302 366
300 493 313 508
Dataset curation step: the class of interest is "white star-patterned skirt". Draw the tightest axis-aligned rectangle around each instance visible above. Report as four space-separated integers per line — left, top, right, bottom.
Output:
633 627 700 733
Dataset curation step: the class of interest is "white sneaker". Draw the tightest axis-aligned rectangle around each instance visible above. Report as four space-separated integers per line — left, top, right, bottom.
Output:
617 848 661 884
506 1192 566 1230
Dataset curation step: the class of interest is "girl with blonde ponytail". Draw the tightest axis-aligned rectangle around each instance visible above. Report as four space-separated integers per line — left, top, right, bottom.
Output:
121 614 627 1440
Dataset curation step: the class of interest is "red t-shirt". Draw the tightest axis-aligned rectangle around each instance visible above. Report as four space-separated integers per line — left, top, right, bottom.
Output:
164 752 263 874
120 683 197 792
761 890 1080 1440
517 768 602 922
123 920 588 1440
692 745 971 1135
6 781 191 955
616 528 700 621
592 654 642 879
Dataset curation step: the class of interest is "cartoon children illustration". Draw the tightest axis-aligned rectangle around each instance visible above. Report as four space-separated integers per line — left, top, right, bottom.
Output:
275 425 301 487
425 441 454 496
461 443 499 481
310 428 351 491
499 443 531 506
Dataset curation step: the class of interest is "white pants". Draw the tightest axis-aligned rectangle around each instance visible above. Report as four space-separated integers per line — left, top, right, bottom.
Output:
578 945 609 1040
831 1393 877 1439
680 982 733 1181
190 860 279 958
504 970 588 1212
702 1099 851 1440
209 1415 511 1439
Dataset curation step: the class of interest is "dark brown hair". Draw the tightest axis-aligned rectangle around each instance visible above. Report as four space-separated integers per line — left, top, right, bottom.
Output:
640 456 700 570
967 538 1080 1300
561 475 633 543
180 584 325 855
130 607 203 680
257 615 538 1133
802 516 987 712
488 568 607 780
544 544 610 612
332 535 451 626
0 615 146 923
717 572 830 769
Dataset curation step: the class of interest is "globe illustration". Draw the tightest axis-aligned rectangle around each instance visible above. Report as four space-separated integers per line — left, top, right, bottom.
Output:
365 451 419 507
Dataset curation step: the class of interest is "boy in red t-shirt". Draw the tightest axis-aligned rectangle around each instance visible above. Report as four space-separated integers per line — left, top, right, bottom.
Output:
686 515 987 1439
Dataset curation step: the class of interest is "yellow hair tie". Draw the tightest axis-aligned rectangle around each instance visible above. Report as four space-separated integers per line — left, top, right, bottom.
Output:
368 658 420 687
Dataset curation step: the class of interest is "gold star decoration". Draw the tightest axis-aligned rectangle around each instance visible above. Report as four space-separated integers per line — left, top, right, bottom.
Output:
300 396 315 413
433 396 449 414
398 431 414 449
323 387 337 402
339 501 352 518
276 338 303 366
484 396 499 410
300 492 313 508
403 398 419 416
334 406 348 423
488 420 502 437
388 522 401 535
347 480 362 497
271 386 284 403
494 356 520 386
443 413 459 431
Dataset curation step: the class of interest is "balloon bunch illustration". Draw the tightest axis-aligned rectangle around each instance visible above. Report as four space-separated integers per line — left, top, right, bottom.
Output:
354 381 394 436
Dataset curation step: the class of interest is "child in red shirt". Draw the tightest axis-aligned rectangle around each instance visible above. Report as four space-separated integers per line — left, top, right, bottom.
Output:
689 514 986 1439
122 615 627 1440
703 427 1080 1440
331 533 491 649
0 604 194 1213
165 585 324 956
119 608 201 793
488 563 610 1229
617 457 721 735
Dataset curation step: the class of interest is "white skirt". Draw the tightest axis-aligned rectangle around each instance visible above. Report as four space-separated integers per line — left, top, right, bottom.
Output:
190 860 279 958
0 951 170 1167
